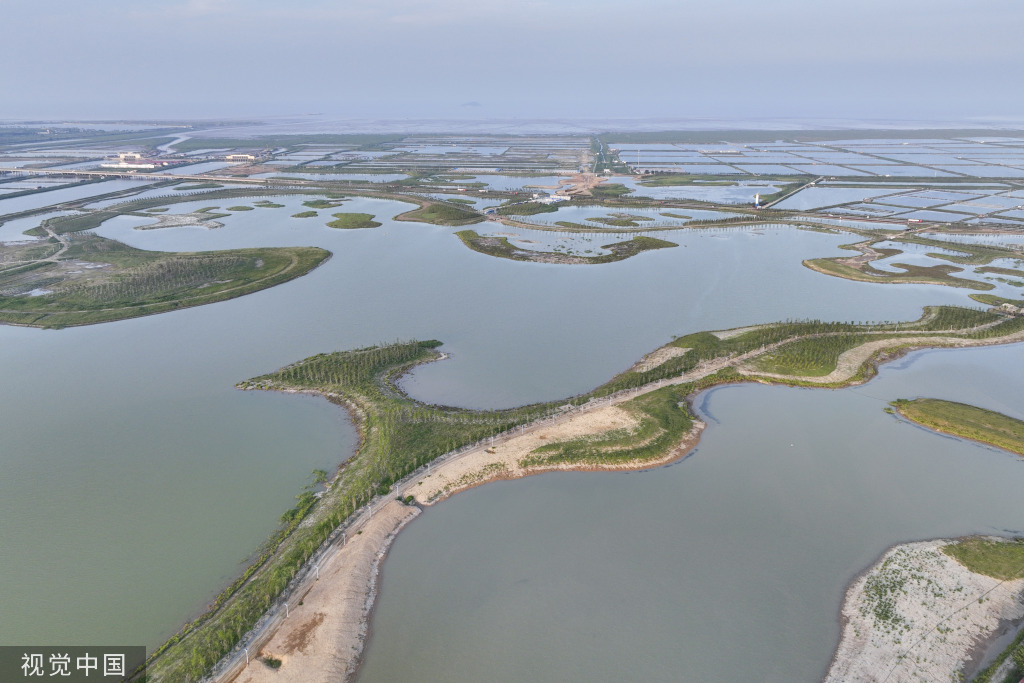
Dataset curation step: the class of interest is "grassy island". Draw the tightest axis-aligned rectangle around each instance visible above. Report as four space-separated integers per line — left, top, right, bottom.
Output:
0 233 328 328
396 202 483 226
455 230 676 264
891 398 1024 456
326 212 382 229
496 202 560 216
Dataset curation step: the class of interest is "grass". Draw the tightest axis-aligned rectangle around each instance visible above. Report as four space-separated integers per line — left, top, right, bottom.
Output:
303 199 345 209
454 231 676 264
751 334 871 376
0 234 329 328
291 211 318 218
977 265 1024 278
942 537 1024 581
226 205 254 211
891 398 1024 457
496 202 559 216
398 202 483 226
970 293 1024 307
638 174 739 187
586 214 655 228
253 201 285 209
588 183 632 198
326 212 381 229
521 384 695 468
175 182 223 190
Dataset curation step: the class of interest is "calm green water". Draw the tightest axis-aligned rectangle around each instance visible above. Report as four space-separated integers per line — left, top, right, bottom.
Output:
0 193 990 656
358 344 1024 682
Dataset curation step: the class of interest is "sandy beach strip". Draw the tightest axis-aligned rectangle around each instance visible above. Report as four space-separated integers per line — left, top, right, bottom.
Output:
229 501 419 683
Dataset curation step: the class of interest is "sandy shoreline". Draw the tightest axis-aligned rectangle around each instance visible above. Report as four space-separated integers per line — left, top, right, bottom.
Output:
213 328 1024 683
825 539 1024 682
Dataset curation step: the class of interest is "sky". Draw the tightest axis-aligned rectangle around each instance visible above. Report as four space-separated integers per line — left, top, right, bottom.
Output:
4 0 1023 126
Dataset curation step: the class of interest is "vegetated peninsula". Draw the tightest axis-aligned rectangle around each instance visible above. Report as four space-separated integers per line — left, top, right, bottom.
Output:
891 398 1024 457
0 230 328 328
141 304 1024 683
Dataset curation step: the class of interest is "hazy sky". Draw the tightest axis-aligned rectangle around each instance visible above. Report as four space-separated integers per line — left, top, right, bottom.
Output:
4 0 1022 124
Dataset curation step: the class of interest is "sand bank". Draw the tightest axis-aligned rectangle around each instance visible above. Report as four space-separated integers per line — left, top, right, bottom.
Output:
826 540 1024 682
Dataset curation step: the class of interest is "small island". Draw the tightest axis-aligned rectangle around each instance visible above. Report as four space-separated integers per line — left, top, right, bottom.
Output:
455 230 677 264
891 398 1024 457
326 212 382 229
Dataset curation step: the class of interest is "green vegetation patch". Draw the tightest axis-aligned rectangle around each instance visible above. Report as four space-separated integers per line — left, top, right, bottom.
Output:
227 205 254 211
292 211 319 218
455 231 676 264
970 293 1024 308
0 234 328 328
638 174 739 187
588 183 633 198
174 183 224 191
586 214 655 228
892 398 1024 457
496 202 559 216
977 265 1024 278
326 212 382 229
522 384 694 467
399 202 483 226
942 537 1024 580
303 199 346 209
751 334 871 376
253 201 285 209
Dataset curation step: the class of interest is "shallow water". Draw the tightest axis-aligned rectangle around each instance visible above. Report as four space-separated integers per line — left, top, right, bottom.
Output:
0 193 995 654
358 344 1024 683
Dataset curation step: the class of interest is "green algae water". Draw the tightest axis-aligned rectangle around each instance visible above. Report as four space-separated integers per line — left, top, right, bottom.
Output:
0 193 1000 661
